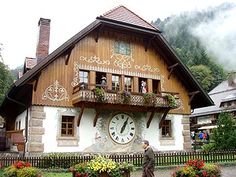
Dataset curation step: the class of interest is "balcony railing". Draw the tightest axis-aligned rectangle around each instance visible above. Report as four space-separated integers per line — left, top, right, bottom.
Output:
72 85 180 109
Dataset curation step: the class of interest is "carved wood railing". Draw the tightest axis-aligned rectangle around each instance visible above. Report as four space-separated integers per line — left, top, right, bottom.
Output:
72 88 181 109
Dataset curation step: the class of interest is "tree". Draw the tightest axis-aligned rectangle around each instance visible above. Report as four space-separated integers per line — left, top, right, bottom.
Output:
190 65 214 91
0 45 14 105
212 112 236 150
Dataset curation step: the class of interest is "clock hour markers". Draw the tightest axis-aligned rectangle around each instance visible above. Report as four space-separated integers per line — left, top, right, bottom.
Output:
109 113 135 144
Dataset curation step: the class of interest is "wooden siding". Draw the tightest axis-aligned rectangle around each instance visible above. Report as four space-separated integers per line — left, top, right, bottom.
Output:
32 29 191 114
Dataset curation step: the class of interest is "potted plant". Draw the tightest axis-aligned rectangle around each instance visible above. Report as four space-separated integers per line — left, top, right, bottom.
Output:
118 90 131 104
69 162 89 177
119 162 134 177
143 93 156 106
164 94 177 108
93 87 106 103
3 161 42 177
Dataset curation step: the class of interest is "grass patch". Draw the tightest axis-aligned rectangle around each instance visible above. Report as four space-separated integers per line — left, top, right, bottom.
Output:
43 172 71 177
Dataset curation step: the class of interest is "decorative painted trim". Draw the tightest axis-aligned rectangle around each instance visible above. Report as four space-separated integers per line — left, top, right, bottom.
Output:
134 64 160 73
42 80 69 102
71 61 80 87
80 56 110 65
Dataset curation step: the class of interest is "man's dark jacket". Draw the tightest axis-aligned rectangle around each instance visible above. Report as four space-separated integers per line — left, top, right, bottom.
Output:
143 147 155 169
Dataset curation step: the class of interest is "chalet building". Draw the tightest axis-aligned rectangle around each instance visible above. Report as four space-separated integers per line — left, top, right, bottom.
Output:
191 73 236 132
0 6 213 154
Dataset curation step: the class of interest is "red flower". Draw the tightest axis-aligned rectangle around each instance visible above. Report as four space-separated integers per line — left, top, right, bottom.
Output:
25 162 31 167
202 170 208 176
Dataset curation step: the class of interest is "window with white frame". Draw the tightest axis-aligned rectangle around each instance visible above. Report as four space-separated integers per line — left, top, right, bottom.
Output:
124 76 132 92
112 75 120 91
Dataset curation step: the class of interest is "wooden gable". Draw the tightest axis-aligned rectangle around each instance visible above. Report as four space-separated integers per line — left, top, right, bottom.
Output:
0 6 213 119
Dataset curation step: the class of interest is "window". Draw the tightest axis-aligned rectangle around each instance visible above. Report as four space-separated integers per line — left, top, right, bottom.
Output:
161 120 171 137
112 75 120 91
152 80 160 94
79 70 89 88
115 41 131 55
61 116 75 137
124 76 132 92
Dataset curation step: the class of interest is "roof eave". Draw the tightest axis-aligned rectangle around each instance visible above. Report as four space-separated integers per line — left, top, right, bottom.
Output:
97 16 162 34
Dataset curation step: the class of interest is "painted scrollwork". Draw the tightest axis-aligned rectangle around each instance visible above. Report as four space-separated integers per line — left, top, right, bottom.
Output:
71 61 79 87
80 56 110 65
42 80 69 102
135 64 160 73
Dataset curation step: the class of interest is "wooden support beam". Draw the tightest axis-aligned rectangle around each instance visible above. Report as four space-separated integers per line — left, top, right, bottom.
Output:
93 110 100 127
145 35 156 52
188 91 200 105
33 72 41 92
168 63 179 79
65 45 74 65
77 104 85 127
159 108 170 129
146 111 155 128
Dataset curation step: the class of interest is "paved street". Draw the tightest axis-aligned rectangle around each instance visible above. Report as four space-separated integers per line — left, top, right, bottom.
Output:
130 165 236 177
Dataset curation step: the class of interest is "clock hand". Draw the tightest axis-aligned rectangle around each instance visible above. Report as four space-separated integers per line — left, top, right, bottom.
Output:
120 117 129 134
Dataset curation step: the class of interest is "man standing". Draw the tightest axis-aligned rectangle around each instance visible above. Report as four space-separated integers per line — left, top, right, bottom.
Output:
142 140 155 177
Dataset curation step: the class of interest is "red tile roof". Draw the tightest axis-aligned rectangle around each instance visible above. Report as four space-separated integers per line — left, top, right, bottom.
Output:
100 5 158 31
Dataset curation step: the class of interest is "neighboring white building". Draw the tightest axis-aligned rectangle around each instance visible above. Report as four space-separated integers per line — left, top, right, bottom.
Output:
191 74 236 132
0 6 213 154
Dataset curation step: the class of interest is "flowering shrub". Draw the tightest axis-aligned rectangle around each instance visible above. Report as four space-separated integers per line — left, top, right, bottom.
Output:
70 156 134 177
172 159 221 177
3 161 41 177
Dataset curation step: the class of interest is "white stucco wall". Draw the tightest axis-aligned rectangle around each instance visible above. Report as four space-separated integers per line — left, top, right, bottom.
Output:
42 106 185 153
143 114 184 151
43 106 97 153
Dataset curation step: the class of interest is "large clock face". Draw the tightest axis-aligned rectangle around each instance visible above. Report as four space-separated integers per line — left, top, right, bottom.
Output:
108 113 135 144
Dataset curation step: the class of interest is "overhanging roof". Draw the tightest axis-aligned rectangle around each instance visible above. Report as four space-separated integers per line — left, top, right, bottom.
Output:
0 6 213 117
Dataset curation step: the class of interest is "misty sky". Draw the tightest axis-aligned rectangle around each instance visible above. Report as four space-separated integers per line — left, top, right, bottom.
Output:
0 0 235 69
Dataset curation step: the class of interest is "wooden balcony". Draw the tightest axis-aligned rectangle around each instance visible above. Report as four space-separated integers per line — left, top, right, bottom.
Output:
72 86 180 112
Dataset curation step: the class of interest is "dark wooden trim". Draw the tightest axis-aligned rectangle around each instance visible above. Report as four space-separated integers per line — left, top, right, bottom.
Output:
145 35 156 52
93 110 100 127
65 45 75 65
33 72 41 92
95 25 103 43
168 63 179 79
146 111 155 128
77 104 85 127
188 91 200 105
159 108 170 129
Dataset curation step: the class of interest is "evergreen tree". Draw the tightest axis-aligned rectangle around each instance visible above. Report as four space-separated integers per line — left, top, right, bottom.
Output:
0 45 14 105
212 112 236 150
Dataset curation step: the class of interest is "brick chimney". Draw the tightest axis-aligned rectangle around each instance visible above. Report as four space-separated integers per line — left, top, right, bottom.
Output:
36 18 51 63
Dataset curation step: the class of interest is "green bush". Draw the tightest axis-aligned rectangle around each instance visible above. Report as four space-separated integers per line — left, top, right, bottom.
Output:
16 167 40 177
201 143 216 152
